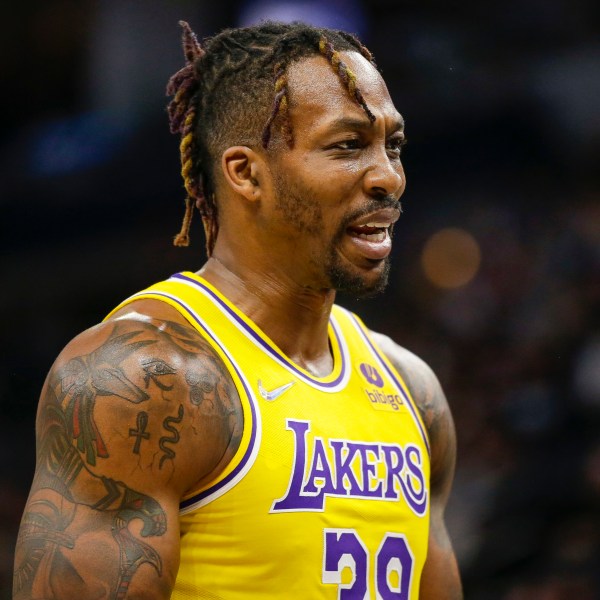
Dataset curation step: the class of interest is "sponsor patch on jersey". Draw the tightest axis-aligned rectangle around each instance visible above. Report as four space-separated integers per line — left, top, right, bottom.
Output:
364 388 404 412
356 362 403 412
359 362 384 387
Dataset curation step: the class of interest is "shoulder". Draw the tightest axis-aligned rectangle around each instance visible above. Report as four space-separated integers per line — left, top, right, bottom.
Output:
41 298 243 497
16 298 245 598
369 330 456 491
369 330 446 429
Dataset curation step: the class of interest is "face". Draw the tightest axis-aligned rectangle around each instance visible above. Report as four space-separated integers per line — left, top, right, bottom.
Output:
263 51 406 297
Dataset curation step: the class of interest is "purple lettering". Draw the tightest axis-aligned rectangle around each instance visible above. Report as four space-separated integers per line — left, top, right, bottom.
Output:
398 445 428 516
388 394 402 410
381 445 404 500
405 446 426 503
271 420 324 511
348 443 383 498
331 441 360 495
271 420 428 514
302 438 336 496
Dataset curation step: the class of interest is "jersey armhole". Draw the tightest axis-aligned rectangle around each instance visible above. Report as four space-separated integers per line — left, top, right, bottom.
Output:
332 306 431 456
105 288 261 514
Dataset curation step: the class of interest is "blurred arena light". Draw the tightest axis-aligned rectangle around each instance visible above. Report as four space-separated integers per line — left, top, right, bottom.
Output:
421 227 482 289
237 0 367 36
29 111 132 177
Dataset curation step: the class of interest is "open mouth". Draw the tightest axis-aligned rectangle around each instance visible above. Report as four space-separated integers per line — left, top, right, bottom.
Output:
347 221 390 243
343 207 400 262
344 221 394 262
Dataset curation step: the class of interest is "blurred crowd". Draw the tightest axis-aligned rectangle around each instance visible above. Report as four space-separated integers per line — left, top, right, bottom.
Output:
365 190 600 598
1 1 598 598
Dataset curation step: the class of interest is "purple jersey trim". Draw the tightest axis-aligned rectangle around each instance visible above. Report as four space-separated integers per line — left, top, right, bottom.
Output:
347 312 431 456
133 289 259 510
171 272 348 390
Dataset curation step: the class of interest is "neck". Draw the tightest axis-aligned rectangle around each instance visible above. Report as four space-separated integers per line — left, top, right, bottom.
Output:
197 255 336 377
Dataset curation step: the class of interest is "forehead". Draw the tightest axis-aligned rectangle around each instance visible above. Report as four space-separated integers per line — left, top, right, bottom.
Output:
285 51 402 130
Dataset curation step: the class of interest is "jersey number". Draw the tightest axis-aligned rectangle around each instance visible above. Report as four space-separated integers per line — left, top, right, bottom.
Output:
322 529 414 599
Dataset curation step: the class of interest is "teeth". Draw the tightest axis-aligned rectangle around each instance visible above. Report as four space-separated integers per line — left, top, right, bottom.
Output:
365 222 390 228
357 231 386 242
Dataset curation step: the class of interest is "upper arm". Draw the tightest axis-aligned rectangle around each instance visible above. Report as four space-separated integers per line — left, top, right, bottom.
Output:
372 331 463 600
14 312 242 599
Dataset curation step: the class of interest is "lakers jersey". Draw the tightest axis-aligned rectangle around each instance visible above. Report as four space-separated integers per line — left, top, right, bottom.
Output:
111 272 430 599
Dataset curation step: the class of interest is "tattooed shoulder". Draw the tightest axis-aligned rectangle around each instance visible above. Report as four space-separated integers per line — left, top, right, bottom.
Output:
36 315 243 497
14 314 243 599
370 332 442 426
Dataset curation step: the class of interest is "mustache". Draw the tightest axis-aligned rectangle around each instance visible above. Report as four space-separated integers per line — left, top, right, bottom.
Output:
341 196 403 229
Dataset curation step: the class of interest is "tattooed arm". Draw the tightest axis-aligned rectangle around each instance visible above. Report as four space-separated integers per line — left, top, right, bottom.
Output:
372 332 463 600
13 300 243 600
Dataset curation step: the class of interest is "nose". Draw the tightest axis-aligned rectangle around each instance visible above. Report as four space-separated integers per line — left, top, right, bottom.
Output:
363 152 405 200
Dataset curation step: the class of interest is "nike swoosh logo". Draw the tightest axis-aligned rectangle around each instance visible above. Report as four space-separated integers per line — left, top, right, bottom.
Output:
257 380 295 401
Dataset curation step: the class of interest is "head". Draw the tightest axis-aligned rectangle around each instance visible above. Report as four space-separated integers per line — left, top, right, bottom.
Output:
167 20 405 296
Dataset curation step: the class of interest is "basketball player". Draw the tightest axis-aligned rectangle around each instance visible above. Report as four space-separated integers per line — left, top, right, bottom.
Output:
13 21 462 599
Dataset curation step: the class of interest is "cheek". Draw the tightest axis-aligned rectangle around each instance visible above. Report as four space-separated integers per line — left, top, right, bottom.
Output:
303 164 359 209
331 161 370 202
271 177 324 235
272 159 358 233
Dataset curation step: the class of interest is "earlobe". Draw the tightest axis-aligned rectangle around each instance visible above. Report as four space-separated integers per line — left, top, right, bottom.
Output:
221 146 261 201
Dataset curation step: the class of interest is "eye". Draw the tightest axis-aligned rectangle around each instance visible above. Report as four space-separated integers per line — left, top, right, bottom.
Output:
141 358 177 390
141 358 176 377
386 135 407 158
330 138 363 151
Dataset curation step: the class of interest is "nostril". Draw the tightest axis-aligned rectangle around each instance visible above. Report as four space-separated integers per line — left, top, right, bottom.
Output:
364 164 403 199
370 188 389 200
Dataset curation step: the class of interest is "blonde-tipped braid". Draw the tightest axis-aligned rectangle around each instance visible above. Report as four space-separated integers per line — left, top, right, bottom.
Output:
168 21 218 252
167 21 378 252
318 35 375 122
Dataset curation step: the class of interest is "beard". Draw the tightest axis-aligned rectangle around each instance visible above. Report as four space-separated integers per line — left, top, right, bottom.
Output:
325 206 394 298
273 170 398 298
326 252 391 298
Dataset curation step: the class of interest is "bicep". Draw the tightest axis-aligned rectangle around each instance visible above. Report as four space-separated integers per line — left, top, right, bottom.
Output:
411 362 462 599
419 506 462 600
15 483 181 599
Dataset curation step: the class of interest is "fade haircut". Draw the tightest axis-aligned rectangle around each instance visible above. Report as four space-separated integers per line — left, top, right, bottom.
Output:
167 20 377 254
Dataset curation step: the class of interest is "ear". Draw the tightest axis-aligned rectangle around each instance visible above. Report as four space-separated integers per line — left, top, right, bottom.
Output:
221 146 263 202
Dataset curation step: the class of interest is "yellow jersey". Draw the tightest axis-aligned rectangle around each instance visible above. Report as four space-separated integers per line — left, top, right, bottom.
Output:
112 272 430 599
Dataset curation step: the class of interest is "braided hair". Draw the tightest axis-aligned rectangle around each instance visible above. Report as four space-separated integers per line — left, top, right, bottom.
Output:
167 20 378 254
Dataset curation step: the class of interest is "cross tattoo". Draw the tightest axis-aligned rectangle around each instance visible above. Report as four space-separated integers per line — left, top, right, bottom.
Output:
129 411 150 454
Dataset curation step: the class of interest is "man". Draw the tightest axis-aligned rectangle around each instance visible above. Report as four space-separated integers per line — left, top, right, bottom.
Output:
13 20 462 599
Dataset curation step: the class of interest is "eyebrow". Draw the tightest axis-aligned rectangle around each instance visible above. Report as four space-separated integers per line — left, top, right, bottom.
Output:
326 114 405 134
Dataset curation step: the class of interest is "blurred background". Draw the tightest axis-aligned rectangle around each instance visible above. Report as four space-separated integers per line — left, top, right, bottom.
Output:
1 0 598 598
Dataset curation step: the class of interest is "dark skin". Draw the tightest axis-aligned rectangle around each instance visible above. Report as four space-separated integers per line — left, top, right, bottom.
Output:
14 52 461 598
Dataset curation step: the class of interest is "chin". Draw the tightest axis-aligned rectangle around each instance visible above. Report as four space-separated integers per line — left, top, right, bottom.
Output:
327 258 391 298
